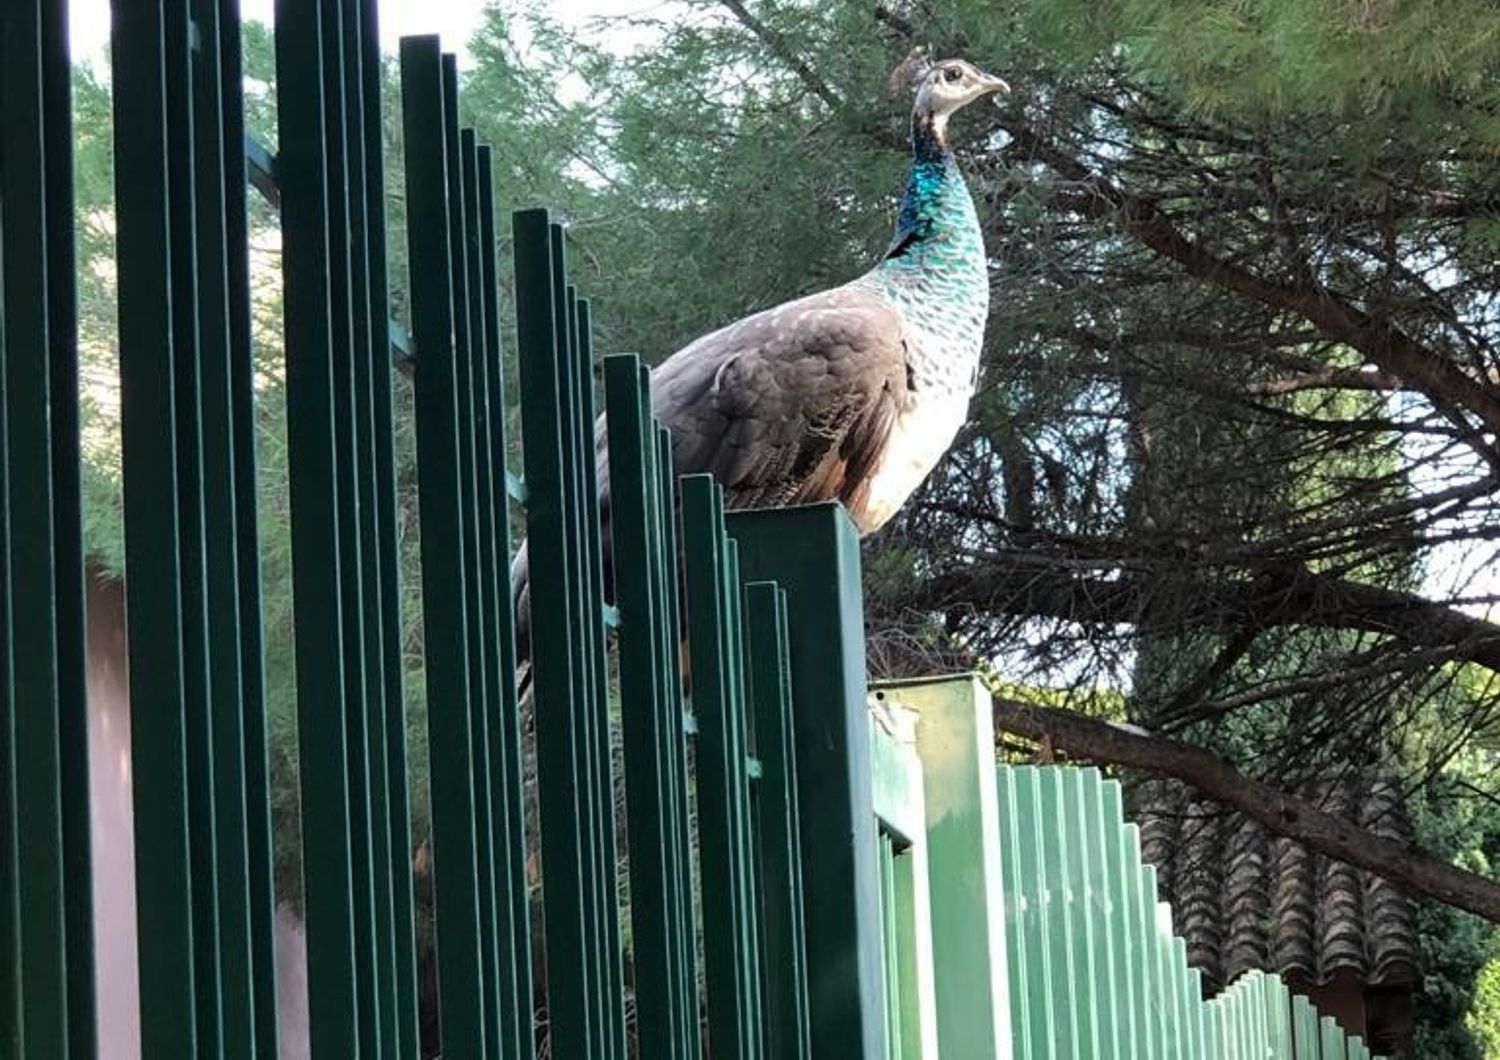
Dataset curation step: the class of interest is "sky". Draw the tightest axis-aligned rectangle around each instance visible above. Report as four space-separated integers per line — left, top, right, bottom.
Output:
68 0 648 67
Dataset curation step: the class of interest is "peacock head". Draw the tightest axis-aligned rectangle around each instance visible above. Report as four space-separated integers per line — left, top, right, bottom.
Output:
890 53 1008 152
913 58 1010 119
891 52 1009 118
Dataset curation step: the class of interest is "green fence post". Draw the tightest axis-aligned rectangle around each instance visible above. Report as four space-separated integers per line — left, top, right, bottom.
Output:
727 503 887 1059
871 675 1012 1060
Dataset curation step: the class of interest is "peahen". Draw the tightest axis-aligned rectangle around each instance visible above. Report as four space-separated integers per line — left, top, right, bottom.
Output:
513 55 1006 664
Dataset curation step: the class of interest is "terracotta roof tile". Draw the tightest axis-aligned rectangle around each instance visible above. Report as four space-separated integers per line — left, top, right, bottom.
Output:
1131 772 1420 993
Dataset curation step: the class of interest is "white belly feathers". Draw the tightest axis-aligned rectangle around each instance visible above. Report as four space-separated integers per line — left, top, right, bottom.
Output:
855 386 971 533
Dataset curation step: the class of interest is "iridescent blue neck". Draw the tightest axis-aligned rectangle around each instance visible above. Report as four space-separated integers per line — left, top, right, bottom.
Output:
881 111 962 263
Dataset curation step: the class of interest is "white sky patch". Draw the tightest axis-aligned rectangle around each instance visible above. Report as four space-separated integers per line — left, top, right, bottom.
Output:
68 0 663 69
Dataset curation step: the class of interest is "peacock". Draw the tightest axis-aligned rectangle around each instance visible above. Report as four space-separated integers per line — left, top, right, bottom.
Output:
513 55 1007 659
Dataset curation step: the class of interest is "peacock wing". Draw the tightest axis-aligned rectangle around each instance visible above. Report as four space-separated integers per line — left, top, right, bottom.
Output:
649 284 911 516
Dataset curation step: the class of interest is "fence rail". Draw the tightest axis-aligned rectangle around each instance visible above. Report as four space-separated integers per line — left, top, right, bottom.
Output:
2 3 1399 1058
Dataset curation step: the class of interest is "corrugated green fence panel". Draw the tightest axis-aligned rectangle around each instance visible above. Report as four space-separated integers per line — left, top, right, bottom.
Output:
745 583 813 1060
727 503 887 1059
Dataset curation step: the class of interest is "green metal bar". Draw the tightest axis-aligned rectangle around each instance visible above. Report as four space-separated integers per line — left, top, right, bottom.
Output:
361 9 420 1057
1319 1014 1345 1058
38 0 95 1048
0 229 15 1056
572 297 628 1059
607 353 686 1053
216 5 281 1050
475 144 534 1060
551 267 609 1057
1119 825 1149 1060
399 35 486 1060
721 541 762 1056
1038 769 1081 1060
355 0 413 1050
1101 782 1138 1060
459 126 513 1060
1 0 67 1049
277 0 368 1053
727 502 887 1059
745 582 811 1060
1292 994 1318 1059
512 205 595 1059
161 0 229 1041
1062 771 1099 1060
444 81 501 1056
684 476 755 1060
111 0 199 1051
1010 767 1056 1060
189 0 257 1052
996 770 1032 1060
1076 771 1114 1060
459 125 511 1060
316 3 384 1050
1 1 94 1053
656 423 701 1060
336 0 404 1052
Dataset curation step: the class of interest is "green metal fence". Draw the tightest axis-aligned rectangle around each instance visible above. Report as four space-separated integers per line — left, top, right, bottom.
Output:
1 4 1400 1059
872 676 1391 1060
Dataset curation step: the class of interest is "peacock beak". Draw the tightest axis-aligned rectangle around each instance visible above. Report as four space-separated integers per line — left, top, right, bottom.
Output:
976 70 1011 96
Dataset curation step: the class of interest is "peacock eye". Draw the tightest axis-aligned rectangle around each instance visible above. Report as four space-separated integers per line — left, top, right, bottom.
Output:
944 67 961 83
